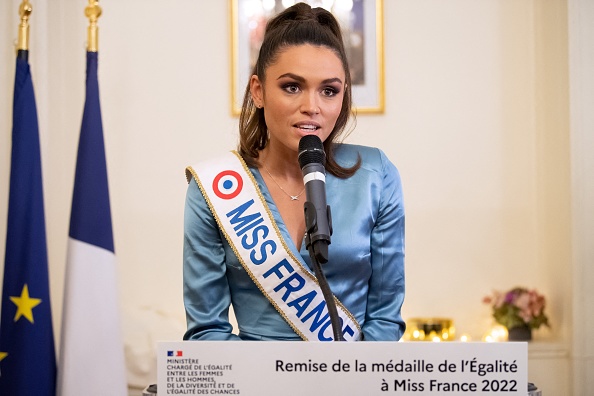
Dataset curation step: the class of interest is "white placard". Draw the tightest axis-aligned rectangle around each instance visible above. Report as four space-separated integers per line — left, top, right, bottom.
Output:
158 341 527 395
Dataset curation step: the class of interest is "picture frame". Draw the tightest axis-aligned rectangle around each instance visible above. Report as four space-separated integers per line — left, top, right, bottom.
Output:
229 0 385 116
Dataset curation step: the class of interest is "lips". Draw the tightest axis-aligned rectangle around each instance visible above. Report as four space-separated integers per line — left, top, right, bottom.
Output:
294 122 321 132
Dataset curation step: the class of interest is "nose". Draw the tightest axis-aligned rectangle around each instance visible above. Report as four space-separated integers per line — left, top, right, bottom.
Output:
300 92 320 115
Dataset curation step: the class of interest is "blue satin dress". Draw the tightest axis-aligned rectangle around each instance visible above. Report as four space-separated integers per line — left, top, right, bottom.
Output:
183 144 405 341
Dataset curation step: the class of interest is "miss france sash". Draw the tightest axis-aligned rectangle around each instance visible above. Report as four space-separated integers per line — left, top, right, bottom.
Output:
186 151 362 341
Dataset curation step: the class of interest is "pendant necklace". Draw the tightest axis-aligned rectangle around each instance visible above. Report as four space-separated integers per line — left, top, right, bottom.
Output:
262 161 305 201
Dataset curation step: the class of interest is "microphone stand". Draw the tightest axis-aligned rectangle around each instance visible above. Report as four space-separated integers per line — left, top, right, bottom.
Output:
304 203 344 341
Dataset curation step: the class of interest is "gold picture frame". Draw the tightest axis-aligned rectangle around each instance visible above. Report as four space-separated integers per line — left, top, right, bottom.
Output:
229 0 385 116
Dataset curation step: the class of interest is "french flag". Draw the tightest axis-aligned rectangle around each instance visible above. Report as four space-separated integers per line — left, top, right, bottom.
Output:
57 52 127 395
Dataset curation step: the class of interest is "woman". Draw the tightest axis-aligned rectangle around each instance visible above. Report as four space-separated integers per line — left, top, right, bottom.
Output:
183 2 405 341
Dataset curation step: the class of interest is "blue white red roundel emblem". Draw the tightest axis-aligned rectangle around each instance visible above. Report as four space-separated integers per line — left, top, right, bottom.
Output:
213 170 243 199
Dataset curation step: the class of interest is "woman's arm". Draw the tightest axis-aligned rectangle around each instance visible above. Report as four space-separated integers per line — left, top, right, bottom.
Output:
362 150 406 341
183 178 241 341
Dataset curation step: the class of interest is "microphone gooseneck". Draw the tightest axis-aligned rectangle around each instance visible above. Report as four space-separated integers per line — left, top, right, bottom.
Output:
298 135 343 341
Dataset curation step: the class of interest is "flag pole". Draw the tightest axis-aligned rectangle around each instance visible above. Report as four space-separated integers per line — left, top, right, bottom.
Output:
17 1 32 60
85 0 101 52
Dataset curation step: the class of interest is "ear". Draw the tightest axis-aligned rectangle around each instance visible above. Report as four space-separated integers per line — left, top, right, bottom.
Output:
250 75 264 108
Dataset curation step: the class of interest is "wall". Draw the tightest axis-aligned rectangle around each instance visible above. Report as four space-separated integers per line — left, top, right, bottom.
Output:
0 0 578 394
568 0 594 393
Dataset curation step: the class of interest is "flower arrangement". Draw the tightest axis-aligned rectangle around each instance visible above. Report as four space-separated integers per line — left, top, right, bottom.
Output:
483 287 550 330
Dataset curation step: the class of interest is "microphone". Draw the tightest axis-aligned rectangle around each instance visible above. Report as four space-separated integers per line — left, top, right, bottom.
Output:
298 135 343 341
298 135 332 264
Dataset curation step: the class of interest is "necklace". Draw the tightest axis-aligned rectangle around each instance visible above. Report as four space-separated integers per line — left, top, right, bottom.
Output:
262 162 305 201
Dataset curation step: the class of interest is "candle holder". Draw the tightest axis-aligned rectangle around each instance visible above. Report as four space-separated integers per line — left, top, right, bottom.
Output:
403 317 455 342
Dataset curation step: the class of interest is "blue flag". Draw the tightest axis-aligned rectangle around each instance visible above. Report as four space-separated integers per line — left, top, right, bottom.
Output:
0 53 57 395
68 51 114 252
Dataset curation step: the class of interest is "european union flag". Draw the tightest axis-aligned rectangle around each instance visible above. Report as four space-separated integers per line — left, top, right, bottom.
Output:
0 51 57 395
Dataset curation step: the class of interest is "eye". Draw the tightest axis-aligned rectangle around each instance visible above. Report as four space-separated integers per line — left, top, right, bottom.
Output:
282 83 301 94
322 86 340 97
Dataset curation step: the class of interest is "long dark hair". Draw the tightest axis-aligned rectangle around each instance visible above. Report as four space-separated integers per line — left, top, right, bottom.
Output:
237 2 360 178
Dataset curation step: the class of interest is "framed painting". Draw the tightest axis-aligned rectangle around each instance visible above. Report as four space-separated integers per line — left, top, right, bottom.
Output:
230 0 385 115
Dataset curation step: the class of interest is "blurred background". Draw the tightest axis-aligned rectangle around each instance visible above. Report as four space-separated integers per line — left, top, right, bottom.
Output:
1 0 592 395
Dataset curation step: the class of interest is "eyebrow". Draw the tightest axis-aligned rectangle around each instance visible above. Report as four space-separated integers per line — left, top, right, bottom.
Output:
277 73 343 85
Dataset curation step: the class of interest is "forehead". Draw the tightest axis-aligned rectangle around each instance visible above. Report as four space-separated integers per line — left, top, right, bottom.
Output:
266 44 345 80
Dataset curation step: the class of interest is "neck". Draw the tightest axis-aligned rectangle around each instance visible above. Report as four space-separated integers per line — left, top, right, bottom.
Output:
258 147 302 180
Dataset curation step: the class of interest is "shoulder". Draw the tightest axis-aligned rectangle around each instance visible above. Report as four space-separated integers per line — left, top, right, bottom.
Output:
333 144 397 175
330 144 404 216
185 151 245 185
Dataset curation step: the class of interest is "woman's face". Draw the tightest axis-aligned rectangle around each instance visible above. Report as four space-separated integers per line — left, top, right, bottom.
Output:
250 44 345 155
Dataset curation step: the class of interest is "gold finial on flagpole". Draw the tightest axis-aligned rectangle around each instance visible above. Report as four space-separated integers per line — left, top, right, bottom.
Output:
17 1 33 51
85 0 102 52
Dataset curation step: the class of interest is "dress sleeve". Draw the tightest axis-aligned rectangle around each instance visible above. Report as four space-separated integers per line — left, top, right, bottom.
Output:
362 149 406 341
183 178 241 341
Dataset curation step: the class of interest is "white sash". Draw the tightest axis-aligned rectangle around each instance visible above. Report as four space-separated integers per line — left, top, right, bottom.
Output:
186 151 362 341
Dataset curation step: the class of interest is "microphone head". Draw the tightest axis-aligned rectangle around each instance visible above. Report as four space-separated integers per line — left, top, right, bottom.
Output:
298 135 326 168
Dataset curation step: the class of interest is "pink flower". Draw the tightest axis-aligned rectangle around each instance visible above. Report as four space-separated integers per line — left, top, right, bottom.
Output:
492 291 505 308
515 293 530 311
483 287 550 330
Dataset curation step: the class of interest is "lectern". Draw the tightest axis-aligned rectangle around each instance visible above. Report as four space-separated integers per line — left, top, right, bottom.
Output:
146 341 539 395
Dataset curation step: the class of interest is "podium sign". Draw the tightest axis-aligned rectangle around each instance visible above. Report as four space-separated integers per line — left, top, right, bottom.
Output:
158 341 527 395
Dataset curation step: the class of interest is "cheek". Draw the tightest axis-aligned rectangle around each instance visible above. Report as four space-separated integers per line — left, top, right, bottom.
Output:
328 93 345 115
265 103 287 123
265 94 289 113
328 101 343 123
